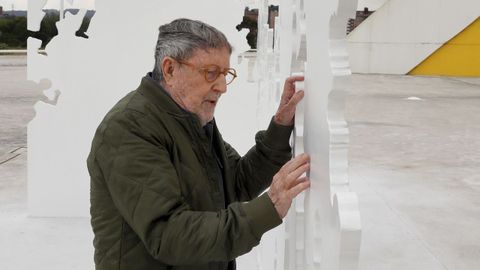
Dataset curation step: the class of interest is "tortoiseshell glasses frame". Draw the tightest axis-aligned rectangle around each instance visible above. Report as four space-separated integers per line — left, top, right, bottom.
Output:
176 60 237 85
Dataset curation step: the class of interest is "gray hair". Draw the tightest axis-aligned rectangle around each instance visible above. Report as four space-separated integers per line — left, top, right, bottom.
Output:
152 18 233 82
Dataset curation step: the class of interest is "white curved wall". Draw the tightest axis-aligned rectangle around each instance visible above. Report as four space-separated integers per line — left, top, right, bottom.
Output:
347 0 480 74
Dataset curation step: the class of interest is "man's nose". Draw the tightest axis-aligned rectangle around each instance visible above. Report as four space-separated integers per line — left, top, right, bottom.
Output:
213 75 228 93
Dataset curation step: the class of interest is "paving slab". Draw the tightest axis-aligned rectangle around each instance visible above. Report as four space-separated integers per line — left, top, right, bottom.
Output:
346 74 480 270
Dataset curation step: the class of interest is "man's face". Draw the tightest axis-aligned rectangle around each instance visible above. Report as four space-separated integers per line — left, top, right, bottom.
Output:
166 47 231 126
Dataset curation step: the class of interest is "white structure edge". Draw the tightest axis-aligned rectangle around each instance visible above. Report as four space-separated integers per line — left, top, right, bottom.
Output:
347 0 480 74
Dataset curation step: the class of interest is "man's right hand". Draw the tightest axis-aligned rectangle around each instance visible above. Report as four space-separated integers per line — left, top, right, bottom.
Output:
267 153 311 218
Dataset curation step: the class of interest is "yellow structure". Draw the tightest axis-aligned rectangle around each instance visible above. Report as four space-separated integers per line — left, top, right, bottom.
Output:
409 17 480 77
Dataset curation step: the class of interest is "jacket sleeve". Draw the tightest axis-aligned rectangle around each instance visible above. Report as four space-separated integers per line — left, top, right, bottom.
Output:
225 118 294 201
94 110 282 265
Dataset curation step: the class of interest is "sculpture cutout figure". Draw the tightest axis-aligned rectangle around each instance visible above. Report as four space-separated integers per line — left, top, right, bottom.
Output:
254 0 361 269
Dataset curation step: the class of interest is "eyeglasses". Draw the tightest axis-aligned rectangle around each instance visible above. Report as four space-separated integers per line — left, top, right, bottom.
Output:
176 60 237 85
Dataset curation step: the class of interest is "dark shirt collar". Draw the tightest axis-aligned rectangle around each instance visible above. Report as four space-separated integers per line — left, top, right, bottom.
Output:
203 120 215 144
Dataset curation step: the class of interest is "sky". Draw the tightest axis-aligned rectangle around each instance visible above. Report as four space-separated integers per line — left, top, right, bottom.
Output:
357 0 388 10
0 0 387 11
0 0 95 11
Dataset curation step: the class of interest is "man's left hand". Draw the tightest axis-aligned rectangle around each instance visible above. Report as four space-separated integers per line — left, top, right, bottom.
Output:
273 76 305 126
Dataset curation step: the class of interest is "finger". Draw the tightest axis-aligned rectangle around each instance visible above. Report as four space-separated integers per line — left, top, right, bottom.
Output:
287 175 309 189
285 76 305 86
283 153 310 173
281 76 305 99
277 92 303 120
286 162 310 186
288 179 311 198
285 90 304 108
280 86 295 104
282 153 309 171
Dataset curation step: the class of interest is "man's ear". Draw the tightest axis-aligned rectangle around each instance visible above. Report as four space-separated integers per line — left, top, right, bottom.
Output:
162 57 176 85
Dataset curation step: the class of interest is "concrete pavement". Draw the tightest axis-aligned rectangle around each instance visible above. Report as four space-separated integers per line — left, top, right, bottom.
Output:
346 75 480 270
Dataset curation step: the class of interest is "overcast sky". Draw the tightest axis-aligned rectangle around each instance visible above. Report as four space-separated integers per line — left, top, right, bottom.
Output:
0 0 387 11
357 0 388 10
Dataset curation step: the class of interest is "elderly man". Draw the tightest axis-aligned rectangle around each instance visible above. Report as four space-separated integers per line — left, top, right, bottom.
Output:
87 18 310 270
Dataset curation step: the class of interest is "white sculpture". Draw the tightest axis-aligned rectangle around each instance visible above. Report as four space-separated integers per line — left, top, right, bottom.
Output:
27 0 361 268
254 0 361 269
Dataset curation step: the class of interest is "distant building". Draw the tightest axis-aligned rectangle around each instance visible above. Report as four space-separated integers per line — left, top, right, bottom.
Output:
0 6 3 16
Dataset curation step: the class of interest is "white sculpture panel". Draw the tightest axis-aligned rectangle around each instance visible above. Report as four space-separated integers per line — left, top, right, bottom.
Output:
27 0 253 217
27 0 361 268
254 0 361 269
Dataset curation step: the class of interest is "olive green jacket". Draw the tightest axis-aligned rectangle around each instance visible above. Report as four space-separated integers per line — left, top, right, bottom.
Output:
87 75 293 270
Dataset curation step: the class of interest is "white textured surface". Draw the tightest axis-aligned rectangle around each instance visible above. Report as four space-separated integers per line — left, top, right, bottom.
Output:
252 0 361 269
303 1 361 269
347 0 480 74
26 0 252 217
27 0 48 31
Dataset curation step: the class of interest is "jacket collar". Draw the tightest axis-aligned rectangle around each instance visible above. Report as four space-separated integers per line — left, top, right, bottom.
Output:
137 73 215 130
137 73 191 117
